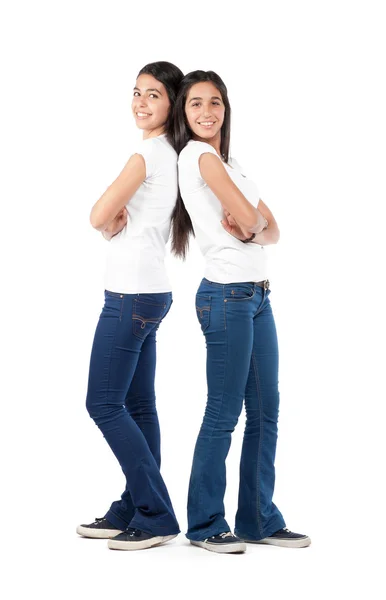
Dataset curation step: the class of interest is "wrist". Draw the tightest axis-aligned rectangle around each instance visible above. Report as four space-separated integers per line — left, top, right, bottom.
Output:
242 232 256 243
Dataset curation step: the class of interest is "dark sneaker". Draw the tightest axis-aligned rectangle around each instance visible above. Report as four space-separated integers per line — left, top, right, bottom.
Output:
76 517 122 539
243 527 311 548
190 532 246 554
108 527 178 551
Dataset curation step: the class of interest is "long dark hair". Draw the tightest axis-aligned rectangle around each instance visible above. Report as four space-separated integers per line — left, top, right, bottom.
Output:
171 70 232 258
137 61 184 144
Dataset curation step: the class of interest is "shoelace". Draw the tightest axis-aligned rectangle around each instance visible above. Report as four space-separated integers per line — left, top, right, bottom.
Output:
92 517 105 526
219 532 234 539
124 527 142 538
205 531 234 541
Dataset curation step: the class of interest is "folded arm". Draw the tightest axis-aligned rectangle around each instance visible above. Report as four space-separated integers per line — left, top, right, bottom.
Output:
221 199 280 245
90 153 146 231
199 153 267 234
251 199 280 245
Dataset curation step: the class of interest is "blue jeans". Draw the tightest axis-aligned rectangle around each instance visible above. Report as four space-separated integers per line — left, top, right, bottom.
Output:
187 278 286 541
86 290 180 536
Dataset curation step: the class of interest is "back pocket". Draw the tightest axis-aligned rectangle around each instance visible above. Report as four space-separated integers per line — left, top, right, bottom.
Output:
196 295 211 332
132 298 167 340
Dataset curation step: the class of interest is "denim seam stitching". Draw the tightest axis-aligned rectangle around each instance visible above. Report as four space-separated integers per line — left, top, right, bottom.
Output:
253 289 266 317
119 295 124 321
103 312 121 428
223 286 227 330
194 305 229 526
252 350 264 538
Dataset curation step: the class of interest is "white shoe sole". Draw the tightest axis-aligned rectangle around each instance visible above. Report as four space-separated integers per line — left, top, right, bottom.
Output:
108 534 178 551
246 536 311 548
190 540 246 554
76 525 122 539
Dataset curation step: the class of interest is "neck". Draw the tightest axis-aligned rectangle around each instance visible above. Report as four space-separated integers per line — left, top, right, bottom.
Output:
142 126 166 140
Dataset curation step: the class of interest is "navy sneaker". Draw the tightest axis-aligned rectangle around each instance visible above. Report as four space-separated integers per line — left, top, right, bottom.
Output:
108 527 178 551
190 532 246 554
76 517 122 539
242 527 311 548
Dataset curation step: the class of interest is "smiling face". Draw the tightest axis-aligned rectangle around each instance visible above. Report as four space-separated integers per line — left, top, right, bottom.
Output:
131 73 171 137
185 81 225 145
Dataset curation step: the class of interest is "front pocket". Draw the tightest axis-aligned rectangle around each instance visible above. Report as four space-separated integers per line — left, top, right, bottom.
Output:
105 290 124 299
225 284 255 301
132 298 166 340
196 295 211 332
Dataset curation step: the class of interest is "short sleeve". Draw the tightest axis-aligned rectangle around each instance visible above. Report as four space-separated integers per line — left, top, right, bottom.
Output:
135 137 159 179
179 141 218 172
178 141 220 193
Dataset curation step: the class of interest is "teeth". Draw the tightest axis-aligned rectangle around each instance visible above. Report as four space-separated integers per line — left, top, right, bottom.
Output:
200 122 214 126
137 112 150 117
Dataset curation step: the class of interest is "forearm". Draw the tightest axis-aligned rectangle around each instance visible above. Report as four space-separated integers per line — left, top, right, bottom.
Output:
252 221 280 245
90 153 145 230
247 209 268 234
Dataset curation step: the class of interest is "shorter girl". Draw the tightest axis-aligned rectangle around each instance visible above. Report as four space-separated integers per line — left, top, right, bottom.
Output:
77 61 183 551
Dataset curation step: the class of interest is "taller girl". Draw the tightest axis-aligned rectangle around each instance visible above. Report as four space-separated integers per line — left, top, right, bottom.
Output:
77 62 183 551
173 70 310 553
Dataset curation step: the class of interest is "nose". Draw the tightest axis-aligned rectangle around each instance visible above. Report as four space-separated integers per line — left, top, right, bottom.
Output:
202 104 212 117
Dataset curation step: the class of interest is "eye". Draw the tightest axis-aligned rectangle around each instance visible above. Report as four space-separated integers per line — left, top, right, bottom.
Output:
213 101 221 106
149 94 159 99
192 102 200 107
133 91 140 97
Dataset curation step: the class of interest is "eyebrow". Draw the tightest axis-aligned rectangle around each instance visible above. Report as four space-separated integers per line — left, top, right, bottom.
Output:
134 87 163 95
189 96 222 102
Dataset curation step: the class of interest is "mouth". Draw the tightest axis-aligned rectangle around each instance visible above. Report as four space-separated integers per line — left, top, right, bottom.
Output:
197 121 216 129
136 112 152 119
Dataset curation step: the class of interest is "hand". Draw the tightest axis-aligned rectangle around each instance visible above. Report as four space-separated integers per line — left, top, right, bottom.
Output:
221 209 250 241
102 207 128 240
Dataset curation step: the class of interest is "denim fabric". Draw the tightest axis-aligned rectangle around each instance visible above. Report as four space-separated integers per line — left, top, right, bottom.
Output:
187 278 285 541
86 290 179 536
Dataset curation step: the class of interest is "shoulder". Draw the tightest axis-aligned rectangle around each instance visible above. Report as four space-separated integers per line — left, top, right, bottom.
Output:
136 136 161 157
179 140 218 167
135 136 176 177
136 135 175 157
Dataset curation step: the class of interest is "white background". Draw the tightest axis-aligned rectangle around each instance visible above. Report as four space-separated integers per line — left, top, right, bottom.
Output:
1 0 385 598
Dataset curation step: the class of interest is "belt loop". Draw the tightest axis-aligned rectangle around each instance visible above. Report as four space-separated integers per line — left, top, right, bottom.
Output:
264 279 270 290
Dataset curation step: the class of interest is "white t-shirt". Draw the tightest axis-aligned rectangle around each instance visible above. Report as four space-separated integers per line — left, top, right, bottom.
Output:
178 140 268 284
104 134 177 294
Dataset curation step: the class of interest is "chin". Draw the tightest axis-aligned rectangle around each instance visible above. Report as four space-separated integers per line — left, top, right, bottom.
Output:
195 130 218 140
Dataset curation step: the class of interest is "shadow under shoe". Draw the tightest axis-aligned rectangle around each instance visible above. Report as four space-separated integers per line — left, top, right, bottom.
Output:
190 532 246 554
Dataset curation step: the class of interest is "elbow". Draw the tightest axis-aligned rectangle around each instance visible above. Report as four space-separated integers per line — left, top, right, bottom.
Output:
90 209 106 231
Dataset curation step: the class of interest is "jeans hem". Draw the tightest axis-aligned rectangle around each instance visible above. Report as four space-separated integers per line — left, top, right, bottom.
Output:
129 518 180 537
185 525 231 542
235 517 286 541
105 509 131 531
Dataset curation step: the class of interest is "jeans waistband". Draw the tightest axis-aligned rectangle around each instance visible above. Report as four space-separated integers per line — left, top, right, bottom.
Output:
202 278 270 290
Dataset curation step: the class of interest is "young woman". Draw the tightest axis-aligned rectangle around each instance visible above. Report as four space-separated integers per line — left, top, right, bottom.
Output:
77 61 183 551
172 70 311 554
